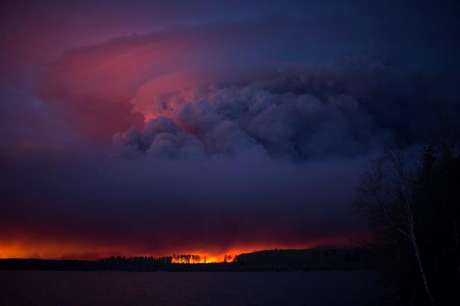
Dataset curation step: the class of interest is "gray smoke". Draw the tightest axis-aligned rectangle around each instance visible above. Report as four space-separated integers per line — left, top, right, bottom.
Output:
114 84 380 161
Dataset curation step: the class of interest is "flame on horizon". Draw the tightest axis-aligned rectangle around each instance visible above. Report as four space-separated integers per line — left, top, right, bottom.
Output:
171 254 235 264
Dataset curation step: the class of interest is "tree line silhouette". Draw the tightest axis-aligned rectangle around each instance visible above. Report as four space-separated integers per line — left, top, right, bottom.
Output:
0 248 371 271
356 142 460 306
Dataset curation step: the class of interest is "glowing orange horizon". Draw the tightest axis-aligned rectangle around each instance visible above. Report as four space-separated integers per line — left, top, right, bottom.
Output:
0 243 300 261
0 237 352 262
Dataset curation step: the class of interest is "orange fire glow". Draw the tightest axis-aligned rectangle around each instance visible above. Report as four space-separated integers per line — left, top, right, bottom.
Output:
171 253 236 264
0 237 350 261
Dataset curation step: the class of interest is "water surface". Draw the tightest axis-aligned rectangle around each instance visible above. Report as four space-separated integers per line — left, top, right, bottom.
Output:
0 271 379 306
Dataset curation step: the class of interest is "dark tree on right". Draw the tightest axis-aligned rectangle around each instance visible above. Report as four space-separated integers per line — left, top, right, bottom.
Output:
356 143 460 306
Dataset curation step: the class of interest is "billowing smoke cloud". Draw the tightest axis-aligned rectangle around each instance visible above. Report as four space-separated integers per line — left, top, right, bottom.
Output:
36 18 460 149
114 84 378 160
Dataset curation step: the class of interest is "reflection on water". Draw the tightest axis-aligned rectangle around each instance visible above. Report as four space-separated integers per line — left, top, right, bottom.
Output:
0 271 380 306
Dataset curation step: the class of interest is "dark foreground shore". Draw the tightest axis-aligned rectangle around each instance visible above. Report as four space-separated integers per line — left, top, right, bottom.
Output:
0 248 373 272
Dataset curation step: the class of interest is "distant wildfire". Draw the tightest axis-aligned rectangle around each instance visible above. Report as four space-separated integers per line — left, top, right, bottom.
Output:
170 254 235 264
0 237 351 261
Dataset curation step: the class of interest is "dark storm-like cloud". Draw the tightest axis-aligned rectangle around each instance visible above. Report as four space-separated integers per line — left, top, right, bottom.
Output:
114 85 377 160
2 152 367 255
3 0 457 147
114 71 460 161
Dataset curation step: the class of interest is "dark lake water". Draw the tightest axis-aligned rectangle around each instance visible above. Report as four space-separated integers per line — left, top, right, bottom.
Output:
0 271 380 306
